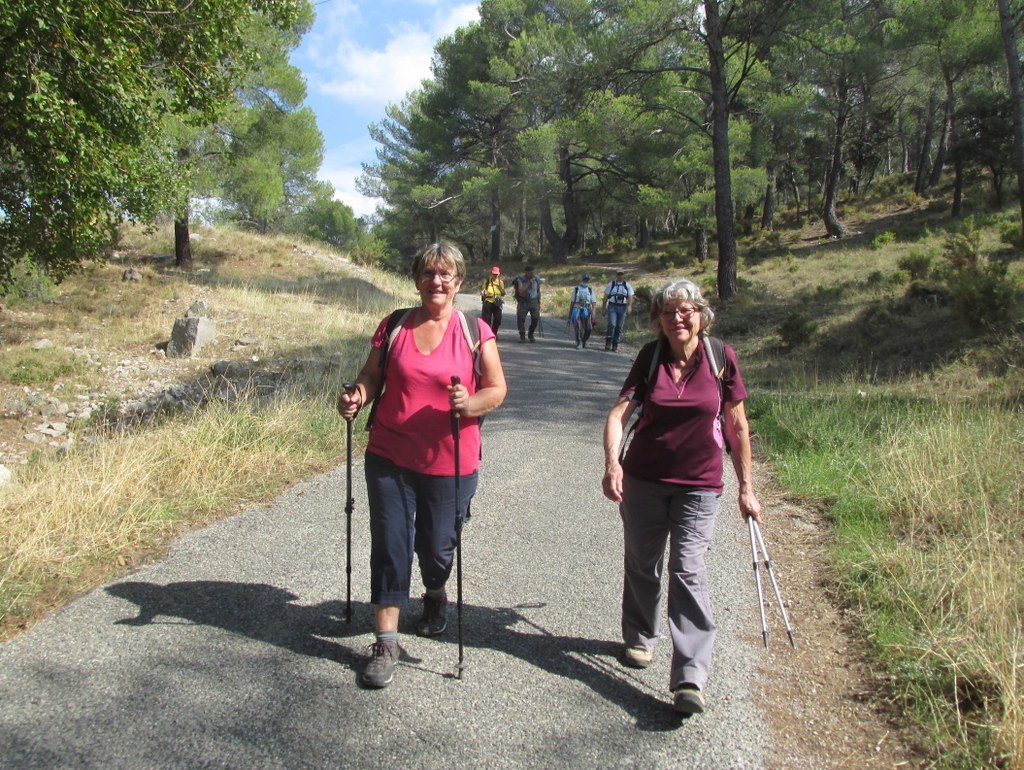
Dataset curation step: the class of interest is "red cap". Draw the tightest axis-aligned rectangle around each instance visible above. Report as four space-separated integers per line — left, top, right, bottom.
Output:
491 266 500 274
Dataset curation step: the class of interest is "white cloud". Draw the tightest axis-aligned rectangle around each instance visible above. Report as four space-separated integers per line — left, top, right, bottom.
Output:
311 2 480 113
319 143 381 219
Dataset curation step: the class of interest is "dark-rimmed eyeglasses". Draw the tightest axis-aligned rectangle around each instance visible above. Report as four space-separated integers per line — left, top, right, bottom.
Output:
660 306 700 319
419 270 456 284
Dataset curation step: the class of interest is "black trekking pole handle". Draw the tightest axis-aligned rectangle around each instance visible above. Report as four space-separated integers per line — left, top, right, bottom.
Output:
450 375 466 679
342 381 356 624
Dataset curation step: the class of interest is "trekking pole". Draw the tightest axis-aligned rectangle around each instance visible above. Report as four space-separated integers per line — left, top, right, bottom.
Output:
752 519 797 648
748 515 769 648
342 381 356 624
450 375 466 679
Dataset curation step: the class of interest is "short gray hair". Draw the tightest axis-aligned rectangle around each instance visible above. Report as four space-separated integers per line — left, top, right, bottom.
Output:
648 278 715 334
410 242 466 283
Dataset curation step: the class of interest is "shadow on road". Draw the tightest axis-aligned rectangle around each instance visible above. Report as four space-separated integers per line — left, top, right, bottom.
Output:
106 580 682 732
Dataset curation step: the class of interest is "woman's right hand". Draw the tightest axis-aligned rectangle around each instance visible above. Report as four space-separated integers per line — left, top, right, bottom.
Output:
602 463 624 503
337 386 362 421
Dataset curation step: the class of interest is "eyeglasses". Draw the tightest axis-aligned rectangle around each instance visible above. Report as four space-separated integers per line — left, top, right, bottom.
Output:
660 306 700 319
419 270 457 284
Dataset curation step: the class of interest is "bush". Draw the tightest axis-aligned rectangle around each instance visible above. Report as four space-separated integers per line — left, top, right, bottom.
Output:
897 251 934 280
2 259 58 304
778 312 819 348
871 231 896 250
942 223 1024 332
998 221 1024 248
0 346 86 386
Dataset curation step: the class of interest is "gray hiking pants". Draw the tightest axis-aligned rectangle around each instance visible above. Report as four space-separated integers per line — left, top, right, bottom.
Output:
619 475 719 691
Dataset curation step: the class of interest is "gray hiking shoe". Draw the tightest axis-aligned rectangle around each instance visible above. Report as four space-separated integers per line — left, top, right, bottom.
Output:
416 592 448 637
362 639 399 688
672 684 705 714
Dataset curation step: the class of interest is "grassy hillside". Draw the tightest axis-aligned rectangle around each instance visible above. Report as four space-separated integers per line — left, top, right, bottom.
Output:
1 185 1022 767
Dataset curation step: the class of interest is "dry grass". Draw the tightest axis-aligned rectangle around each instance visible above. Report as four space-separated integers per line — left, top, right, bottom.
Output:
0 223 416 636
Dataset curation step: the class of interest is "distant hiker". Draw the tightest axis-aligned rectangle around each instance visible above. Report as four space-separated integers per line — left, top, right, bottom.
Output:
569 273 596 349
512 265 543 343
601 277 761 715
337 242 507 689
480 266 506 334
602 269 634 352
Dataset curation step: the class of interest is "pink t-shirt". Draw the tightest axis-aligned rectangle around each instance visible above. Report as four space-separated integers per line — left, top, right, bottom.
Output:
366 310 495 476
619 340 747 492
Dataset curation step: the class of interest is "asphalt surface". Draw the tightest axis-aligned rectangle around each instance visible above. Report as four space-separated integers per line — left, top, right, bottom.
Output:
0 299 770 769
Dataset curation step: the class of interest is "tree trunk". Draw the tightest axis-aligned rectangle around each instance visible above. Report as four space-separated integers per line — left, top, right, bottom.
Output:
915 91 936 195
174 214 192 270
516 195 527 257
929 84 952 189
695 228 710 263
944 76 963 218
490 189 501 262
822 85 851 239
761 164 776 231
998 0 1024 236
704 0 738 300
638 217 650 248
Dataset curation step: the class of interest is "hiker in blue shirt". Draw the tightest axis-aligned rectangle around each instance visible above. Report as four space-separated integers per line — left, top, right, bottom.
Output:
569 273 596 349
602 269 634 352
512 265 543 343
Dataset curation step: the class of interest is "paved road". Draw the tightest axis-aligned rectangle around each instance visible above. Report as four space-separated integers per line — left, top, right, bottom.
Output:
0 302 769 769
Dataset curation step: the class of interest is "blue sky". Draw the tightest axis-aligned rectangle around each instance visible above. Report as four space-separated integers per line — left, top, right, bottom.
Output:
291 0 480 218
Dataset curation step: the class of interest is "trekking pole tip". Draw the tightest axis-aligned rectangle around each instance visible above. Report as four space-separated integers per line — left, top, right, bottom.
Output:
762 631 770 649
787 631 797 649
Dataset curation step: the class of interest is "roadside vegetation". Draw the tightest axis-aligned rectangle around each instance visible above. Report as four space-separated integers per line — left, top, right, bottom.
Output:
2 179 1023 767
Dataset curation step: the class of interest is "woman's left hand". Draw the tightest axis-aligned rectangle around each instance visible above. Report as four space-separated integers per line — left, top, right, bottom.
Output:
448 381 470 415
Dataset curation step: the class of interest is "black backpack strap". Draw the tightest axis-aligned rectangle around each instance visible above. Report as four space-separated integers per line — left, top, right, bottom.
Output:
365 307 484 434
364 307 415 431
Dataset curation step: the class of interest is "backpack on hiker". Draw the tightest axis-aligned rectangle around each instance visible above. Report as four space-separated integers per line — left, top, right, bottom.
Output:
618 334 730 461
364 307 482 432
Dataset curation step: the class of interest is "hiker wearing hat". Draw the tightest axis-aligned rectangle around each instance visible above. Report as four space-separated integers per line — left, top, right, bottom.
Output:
480 266 506 334
602 269 635 352
512 265 543 343
569 273 597 349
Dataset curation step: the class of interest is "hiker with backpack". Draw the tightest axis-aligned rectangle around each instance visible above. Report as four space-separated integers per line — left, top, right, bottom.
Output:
512 265 543 342
600 278 761 716
480 265 506 334
569 273 596 349
337 242 507 689
601 269 634 352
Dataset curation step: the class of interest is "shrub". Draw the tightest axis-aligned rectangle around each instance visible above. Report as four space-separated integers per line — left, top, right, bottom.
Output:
2 259 58 304
871 231 896 250
998 221 1023 248
942 223 1024 332
778 312 819 348
897 251 934 280
0 346 86 386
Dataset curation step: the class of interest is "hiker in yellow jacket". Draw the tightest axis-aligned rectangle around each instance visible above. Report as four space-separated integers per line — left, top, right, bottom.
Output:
480 266 506 334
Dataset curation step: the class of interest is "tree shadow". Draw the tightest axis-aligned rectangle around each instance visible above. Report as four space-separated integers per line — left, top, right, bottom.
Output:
105 580 683 732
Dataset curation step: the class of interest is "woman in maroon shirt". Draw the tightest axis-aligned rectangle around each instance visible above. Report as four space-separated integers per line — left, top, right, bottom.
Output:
601 278 761 715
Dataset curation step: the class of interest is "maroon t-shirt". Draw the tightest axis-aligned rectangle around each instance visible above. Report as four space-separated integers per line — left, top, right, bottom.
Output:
619 339 747 492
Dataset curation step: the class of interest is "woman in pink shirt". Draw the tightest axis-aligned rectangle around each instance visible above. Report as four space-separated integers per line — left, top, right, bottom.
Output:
601 278 761 716
338 243 507 688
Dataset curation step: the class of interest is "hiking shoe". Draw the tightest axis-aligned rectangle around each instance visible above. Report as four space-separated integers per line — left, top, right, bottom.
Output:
519 335 527 343
416 592 448 637
362 639 399 688
612 342 619 352
528 336 536 343
672 684 705 714
622 646 653 669
604 340 612 351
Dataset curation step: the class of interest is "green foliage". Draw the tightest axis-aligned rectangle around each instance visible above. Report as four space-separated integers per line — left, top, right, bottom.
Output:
0 0 311 283
778 312 819 348
941 222 1024 332
871 231 896 250
1 259 58 303
897 250 934 280
0 347 85 386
